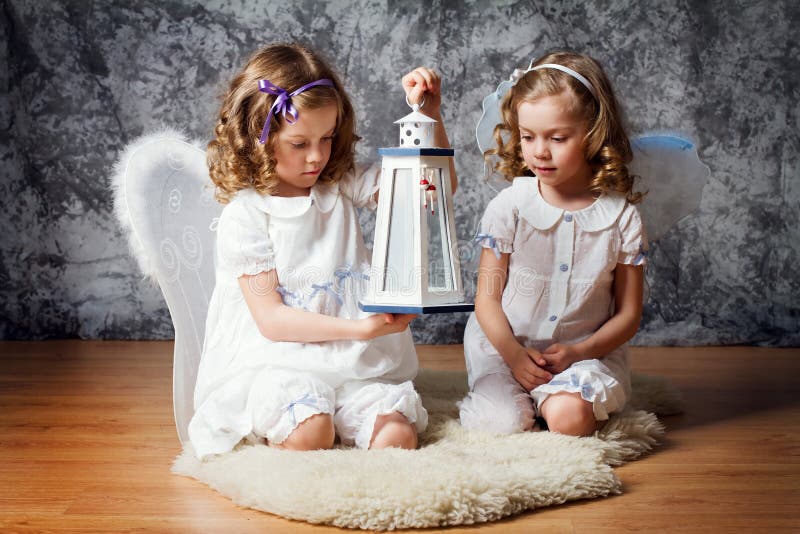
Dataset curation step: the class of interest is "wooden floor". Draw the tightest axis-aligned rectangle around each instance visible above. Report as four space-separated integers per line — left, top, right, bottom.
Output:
1 342 799 533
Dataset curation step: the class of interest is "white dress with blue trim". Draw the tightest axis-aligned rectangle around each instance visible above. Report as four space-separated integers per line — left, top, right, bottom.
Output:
464 176 648 420
188 164 426 458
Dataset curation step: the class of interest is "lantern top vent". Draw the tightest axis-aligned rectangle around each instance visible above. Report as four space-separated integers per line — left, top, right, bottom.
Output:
395 105 437 148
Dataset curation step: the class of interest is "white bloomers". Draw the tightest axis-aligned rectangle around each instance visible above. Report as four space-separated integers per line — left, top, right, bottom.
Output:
191 368 428 454
459 346 630 434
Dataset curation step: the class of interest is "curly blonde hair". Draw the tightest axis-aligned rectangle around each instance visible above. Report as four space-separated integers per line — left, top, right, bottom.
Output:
488 51 642 203
208 43 359 203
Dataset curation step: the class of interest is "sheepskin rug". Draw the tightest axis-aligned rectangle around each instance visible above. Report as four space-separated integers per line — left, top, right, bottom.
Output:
173 370 682 530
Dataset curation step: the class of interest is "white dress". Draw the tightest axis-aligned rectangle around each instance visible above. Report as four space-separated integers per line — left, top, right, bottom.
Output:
461 177 648 432
188 164 427 459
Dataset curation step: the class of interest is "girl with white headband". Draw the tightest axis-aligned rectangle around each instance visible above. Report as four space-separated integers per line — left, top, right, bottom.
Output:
460 51 647 436
188 43 456 459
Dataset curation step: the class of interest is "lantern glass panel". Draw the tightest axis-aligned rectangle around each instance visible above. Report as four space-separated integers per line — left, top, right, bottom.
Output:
425 168 454 291
383 168 414 293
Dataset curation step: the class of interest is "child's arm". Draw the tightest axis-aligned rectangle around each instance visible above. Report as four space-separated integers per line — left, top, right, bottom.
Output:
475 248 552 390
238 270 415 343
540 263 644 373
401 67 458 193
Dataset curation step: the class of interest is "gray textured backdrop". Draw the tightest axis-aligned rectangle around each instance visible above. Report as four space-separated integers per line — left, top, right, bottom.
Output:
2 0 798 345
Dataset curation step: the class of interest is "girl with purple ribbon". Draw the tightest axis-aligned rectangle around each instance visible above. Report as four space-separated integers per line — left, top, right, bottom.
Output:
188 43 456 459
460 52 647 437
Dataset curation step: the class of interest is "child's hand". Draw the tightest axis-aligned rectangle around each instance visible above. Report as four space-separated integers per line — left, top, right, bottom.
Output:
358 313 416 340
540 343 582 374
402 67 442 117
508 347 552 392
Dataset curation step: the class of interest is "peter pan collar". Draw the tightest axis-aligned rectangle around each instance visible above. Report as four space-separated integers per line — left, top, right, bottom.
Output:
512 176 627 232
240 181 339 217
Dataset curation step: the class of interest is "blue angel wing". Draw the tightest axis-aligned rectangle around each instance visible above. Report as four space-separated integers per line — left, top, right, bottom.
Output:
630 134 710 241
112 129 222 443
475 79 514 156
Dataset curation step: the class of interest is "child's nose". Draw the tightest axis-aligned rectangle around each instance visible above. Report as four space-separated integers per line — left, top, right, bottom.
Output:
534 140 550 159
307 144 322 163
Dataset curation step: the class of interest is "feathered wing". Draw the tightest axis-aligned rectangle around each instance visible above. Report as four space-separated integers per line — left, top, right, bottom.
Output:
112 129 221 443
629 135 710 241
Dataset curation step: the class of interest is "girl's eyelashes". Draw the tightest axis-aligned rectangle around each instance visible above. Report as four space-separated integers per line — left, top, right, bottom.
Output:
289 135 335 149
519 133 567 142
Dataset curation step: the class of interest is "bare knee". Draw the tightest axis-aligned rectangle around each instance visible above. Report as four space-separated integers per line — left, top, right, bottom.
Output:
540 393 598 437
370 412 417 450
277 413 335 451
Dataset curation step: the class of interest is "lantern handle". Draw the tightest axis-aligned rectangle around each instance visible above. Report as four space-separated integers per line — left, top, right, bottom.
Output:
405 94 426 112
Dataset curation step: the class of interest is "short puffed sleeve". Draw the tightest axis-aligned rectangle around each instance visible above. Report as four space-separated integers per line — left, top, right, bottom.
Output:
216 198 276 277
475 188 517 255
338 162 381 210
616 203 649 266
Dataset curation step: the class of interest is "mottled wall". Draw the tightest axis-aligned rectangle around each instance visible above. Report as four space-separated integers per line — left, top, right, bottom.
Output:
2 0 798 345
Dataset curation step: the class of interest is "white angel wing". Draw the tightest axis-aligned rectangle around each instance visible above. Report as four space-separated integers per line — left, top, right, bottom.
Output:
630 135 710 241
111 129 221 444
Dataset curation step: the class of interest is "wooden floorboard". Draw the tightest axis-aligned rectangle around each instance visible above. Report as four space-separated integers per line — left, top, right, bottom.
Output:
1 341 798 533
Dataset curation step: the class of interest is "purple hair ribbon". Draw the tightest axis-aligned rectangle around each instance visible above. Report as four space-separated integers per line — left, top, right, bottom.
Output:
258 78 335 144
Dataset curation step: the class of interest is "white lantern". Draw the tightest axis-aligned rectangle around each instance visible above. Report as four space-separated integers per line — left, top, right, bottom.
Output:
360 105 473 314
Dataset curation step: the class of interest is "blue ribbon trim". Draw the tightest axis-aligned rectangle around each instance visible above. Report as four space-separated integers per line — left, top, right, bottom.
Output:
633 244 648 266
282 393 323 427
474 233 502 259
277 266 368 311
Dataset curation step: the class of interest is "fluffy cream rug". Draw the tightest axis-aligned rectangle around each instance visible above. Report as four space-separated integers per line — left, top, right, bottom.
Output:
173 370 682 530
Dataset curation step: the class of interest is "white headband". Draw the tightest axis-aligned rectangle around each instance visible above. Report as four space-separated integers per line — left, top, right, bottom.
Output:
511 61 597 99
475 60 599 156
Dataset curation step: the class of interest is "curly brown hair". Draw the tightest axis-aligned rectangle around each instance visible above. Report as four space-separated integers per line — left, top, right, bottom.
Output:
208 43 360 203
488 51 642 203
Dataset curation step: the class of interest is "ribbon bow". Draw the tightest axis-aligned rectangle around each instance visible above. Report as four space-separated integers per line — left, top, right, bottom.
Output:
334 267 370 283
509 68 527 83
258 78 335 144
310 282 344 306
282 393 322 426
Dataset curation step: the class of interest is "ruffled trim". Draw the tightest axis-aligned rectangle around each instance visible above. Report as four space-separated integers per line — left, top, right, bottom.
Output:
232 258 276 278
268 395 334 445
531 362 627 420
618 243 648 266
474 233 513 258
354 384 428 449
